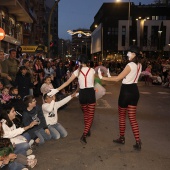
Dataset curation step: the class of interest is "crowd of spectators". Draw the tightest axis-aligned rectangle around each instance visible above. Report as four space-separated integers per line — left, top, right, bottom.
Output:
0 47 169 169
0 48 79 170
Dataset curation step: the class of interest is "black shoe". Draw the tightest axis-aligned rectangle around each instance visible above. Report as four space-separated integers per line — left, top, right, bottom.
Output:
87 131 91 137
113 136 125 144
80 136 87 144
133 140 142 150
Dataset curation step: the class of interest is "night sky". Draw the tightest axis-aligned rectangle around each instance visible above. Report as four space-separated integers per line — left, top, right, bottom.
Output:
46 0 154 39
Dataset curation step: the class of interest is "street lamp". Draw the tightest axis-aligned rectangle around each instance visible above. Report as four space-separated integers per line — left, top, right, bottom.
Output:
158 30 162 54
48 0 60 57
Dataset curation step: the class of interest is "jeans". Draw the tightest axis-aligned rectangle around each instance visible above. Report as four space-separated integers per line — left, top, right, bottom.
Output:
14 142 30 156
34 128 51 144
8 161 25 170
22 132 31 142
48 123 68 139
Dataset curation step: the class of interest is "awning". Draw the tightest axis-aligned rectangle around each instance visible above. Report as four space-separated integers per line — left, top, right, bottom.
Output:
1 0 33 23
3 34 21 46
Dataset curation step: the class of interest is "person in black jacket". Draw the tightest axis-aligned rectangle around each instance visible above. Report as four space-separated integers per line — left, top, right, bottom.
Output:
14 66 37 99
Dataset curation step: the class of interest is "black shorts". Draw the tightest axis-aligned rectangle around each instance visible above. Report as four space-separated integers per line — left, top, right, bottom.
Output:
118 84 139 108
79 88 96 104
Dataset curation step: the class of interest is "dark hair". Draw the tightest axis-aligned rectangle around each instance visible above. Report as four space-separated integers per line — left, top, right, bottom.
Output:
128 45 142 64
78 54 88 64
19 66 27 71
43 75 51 83
22 59 29 65
9 48 17 54
1 105 14 127
43 93 49 100
9 86 18 94
23 95 35 107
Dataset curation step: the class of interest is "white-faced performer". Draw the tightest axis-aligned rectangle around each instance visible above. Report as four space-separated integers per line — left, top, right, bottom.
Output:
98 45 142 150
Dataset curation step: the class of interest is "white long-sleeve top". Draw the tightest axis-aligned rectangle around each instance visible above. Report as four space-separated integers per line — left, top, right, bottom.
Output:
1 119 27 144
42 95 72 125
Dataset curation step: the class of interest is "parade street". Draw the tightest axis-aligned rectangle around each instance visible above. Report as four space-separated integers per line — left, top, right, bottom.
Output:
34 81 170 170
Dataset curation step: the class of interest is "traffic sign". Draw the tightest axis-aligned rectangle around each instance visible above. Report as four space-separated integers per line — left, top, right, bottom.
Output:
0 28 5 40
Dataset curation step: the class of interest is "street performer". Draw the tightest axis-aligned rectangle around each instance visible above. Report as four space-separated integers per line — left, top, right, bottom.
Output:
98 45 142 150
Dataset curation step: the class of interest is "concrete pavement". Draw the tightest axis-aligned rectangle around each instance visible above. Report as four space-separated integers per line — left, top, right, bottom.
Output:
33 81 170 170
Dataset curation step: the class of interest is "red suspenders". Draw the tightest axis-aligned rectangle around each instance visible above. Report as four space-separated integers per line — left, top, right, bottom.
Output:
80 68 91 87
134 64 141 83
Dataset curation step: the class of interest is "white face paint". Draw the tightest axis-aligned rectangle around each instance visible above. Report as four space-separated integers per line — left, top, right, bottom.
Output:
127 51 134 61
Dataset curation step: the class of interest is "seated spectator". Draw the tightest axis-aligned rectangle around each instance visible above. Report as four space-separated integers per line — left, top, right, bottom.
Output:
9 87 21 100
0 87 12 104
0 122 37 169
152 72 162 85
40 76 54 96
22 95 51 145
42 91 78 140
1 105 38 156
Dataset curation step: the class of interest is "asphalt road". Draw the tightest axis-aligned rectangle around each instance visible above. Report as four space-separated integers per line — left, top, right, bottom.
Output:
33 81 170 170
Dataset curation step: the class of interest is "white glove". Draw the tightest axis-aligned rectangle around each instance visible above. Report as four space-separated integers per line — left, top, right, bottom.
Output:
107 68 111 77
47 89 59 97
75 93 79 97
98 68 103 79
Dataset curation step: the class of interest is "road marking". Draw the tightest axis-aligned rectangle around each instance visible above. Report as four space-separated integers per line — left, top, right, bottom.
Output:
96 99 112 109
140 92 151 94
157 92 170 94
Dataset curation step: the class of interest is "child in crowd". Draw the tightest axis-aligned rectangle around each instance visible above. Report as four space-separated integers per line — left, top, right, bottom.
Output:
40 76 54 96
42 91 78 140
22 95 51 145
9 87 21 99
0 87 12 104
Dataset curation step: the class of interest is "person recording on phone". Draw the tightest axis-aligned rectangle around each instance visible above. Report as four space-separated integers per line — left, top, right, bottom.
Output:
22 95 51 145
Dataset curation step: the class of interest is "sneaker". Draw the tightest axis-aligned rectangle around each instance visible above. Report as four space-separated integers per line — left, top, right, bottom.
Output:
133 140 142 150
26 149 33 156
29 139 34 147
28 159 37 168
27 154 35 160
22 168 29 170
80 135 87 144
113 136 125 144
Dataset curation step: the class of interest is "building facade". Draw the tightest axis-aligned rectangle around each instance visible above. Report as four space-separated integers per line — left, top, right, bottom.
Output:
0 0 47 54
90 2 170 61
69 29 91 60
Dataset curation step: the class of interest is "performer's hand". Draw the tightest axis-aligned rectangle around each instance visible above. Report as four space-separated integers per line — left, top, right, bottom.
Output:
98 68 103 79
47 89 59 97
107 68 111 77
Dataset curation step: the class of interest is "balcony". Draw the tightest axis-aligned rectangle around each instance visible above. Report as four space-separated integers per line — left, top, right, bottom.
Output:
1 0 33 23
